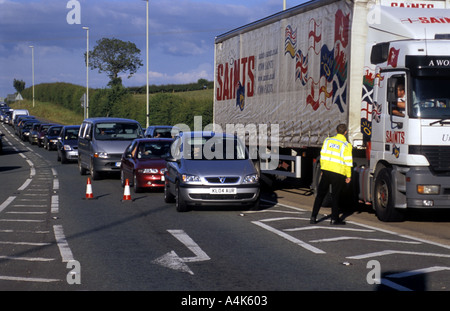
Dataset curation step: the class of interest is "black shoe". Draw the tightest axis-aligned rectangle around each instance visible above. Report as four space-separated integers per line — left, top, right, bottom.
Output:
310 217 317 224
330 219 346 225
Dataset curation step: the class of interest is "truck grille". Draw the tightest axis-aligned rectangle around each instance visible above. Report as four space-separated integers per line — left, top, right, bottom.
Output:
409 145 450 175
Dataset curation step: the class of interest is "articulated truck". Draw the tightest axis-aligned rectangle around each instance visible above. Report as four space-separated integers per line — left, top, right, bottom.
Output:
213 0 450 221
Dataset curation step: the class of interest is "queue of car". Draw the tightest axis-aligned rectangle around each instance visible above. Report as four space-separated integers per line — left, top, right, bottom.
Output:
2 111 261 211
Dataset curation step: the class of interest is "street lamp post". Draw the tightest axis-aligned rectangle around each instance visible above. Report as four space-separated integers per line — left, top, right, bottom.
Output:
143 0 149 128
29 45 35 108
82 26 89 119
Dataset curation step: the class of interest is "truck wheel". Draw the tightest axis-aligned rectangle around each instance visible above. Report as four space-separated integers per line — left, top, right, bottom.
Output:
374 168 404 222
175 182 189 212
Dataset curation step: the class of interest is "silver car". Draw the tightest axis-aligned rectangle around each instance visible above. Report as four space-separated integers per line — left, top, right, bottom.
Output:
164 131 260 212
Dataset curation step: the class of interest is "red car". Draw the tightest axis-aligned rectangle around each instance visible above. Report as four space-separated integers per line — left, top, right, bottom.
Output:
120 138 173 192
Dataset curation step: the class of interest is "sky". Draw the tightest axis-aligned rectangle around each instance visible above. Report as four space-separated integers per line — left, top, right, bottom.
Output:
0 0 304 97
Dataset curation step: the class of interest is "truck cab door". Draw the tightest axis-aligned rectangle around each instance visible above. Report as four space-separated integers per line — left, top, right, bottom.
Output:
372 72 408 166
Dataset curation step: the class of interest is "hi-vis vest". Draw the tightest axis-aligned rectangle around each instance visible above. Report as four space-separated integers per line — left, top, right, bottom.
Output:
320 133 353 178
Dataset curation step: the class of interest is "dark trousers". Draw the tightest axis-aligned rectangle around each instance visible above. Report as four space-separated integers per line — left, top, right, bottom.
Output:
312 170 346 221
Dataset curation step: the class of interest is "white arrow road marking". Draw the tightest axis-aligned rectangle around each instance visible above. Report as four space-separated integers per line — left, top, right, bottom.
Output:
152 229 210 275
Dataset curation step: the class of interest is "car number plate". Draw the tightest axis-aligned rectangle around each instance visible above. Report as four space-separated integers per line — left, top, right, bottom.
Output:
210 188 236 194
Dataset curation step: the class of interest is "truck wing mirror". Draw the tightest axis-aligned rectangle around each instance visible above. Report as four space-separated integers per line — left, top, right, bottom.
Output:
387 79 397 103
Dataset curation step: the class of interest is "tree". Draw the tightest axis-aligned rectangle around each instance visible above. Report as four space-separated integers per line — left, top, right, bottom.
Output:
13 79 26 94
86 38 143 87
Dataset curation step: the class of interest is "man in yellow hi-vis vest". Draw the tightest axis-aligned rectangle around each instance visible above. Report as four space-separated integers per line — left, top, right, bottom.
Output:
311 124 352 225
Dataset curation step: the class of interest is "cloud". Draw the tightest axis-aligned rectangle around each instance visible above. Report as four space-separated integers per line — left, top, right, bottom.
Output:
0 0 286 96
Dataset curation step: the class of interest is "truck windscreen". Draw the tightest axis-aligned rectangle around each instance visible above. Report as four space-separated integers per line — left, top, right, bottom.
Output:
411 77 450 119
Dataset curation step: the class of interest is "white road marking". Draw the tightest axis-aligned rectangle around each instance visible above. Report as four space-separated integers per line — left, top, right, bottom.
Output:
309 236 422 244
152 229 210 275
0 196 16 213
51 195 59 213
0 241 51 246
17 179 32 191
347 250 450 260
386 266 450 278
0 275 60 283
53 225 74 262
252 220 325 254
0 256 54 262
285 226 374 232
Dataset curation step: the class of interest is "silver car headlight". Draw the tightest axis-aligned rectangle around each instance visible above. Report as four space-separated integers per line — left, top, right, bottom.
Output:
94 152 108 158
63 145 73 151
182 174 201 183
243 174 259 184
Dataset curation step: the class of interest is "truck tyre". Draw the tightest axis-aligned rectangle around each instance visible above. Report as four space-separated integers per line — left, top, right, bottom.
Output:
374 168 404 222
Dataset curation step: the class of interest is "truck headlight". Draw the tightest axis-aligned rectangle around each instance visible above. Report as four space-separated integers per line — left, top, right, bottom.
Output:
417 185 440 195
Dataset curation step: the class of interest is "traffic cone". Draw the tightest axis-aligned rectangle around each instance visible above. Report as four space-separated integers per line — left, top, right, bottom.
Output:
122 179 132 201
85 177 94 199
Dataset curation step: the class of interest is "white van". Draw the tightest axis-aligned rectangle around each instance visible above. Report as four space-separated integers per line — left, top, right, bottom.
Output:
78 117 144 180
12 109 29 124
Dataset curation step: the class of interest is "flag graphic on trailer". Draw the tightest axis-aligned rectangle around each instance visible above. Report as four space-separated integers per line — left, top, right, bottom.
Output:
284 9 349 112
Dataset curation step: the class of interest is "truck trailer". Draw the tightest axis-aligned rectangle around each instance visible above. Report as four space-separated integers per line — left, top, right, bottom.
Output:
213 0 450 221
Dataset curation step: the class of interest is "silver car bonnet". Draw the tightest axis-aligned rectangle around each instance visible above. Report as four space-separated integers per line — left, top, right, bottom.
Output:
93 139 134 155
182 158 256 178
